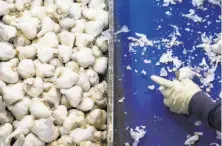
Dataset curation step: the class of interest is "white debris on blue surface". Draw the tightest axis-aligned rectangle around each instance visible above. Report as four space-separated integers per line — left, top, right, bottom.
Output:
130 126 147 146
141 70 147 75
148 85 155 90
144 59 151 64
163 0 183 6
216 131 221 140
118 97 126 103
160 67 168 76
126 65 132 70
115 25 130 35
194 120 202 126
182 9 203 22
210 142 220 146
192 0 207 10
184 135 199 145
128 33 153 47
165 11 172 16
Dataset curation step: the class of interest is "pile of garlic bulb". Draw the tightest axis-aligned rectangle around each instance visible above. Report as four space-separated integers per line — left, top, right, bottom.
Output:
0 0 109 145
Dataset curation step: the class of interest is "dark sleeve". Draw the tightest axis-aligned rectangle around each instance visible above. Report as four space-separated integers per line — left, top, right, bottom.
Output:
188 91 221 131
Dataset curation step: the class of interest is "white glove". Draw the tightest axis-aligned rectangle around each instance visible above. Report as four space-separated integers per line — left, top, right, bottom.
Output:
151 75 201 114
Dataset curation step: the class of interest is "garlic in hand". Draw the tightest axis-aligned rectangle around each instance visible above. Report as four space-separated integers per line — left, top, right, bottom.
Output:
29 98 52 119
0 42 16 61
53 67 79 89
23 77 44 98
17 59 36 78
31 117 59 143
60 86 83 108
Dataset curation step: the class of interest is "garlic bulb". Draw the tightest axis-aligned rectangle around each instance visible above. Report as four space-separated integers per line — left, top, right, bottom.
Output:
76 73 91 92
85 68 99 86
49 58 64 68
77 96 94 112
15 0 32 11
70 126 95 144
0 42 16 61
65 61 79 72
29 98 52 118
36 46 57 63
0 61 18 83
84 21 104 37
2 83 25 105
60 86 83 108
37 32 59 48
71 19 85 33
31 117 59 143
23 77 44 98
42 86 61 108
58 45 72 63
95 35 108 53
0 123 13 146
89 0 106 9
31 6 47 20
8 97 31 120
17 45 37 60
80 141 101 146
34 60 55 78
48 135 74 146
5 115 35 143
0 23 17 41
53 105 67 125
23 133 45 146
17 59 36 78
72 48 95 68
75 33 94 48
37 17 61 38
92 45 103 58
13 17 40 40
13 32 31 47
0 1 14 16
60 95 72 109
59 17 75 29
93 56 107 74
86 109 106 130
58 31 75 48
53 67 79 89
69 3 82 20
0 96 14 124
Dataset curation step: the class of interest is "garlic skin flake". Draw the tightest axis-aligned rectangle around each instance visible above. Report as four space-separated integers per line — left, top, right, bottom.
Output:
0 42 16 61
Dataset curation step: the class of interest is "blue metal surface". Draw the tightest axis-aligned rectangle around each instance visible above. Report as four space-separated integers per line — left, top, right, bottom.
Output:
114 0 221 145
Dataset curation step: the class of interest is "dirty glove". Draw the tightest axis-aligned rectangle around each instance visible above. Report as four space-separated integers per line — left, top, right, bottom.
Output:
151 75 201 114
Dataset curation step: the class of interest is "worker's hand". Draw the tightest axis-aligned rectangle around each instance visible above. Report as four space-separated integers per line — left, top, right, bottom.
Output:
151 75 201 114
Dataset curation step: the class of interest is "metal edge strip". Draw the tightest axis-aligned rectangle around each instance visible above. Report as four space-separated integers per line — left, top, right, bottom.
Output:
107 0 114 145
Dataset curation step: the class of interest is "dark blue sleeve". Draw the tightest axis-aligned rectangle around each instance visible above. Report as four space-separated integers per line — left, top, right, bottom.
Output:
188 91 221 131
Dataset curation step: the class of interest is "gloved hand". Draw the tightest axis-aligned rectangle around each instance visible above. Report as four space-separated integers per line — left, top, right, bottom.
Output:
151 75 201 114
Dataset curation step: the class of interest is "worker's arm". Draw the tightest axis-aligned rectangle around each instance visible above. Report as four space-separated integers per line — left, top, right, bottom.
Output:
150 75 221 131
189 91 221 131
